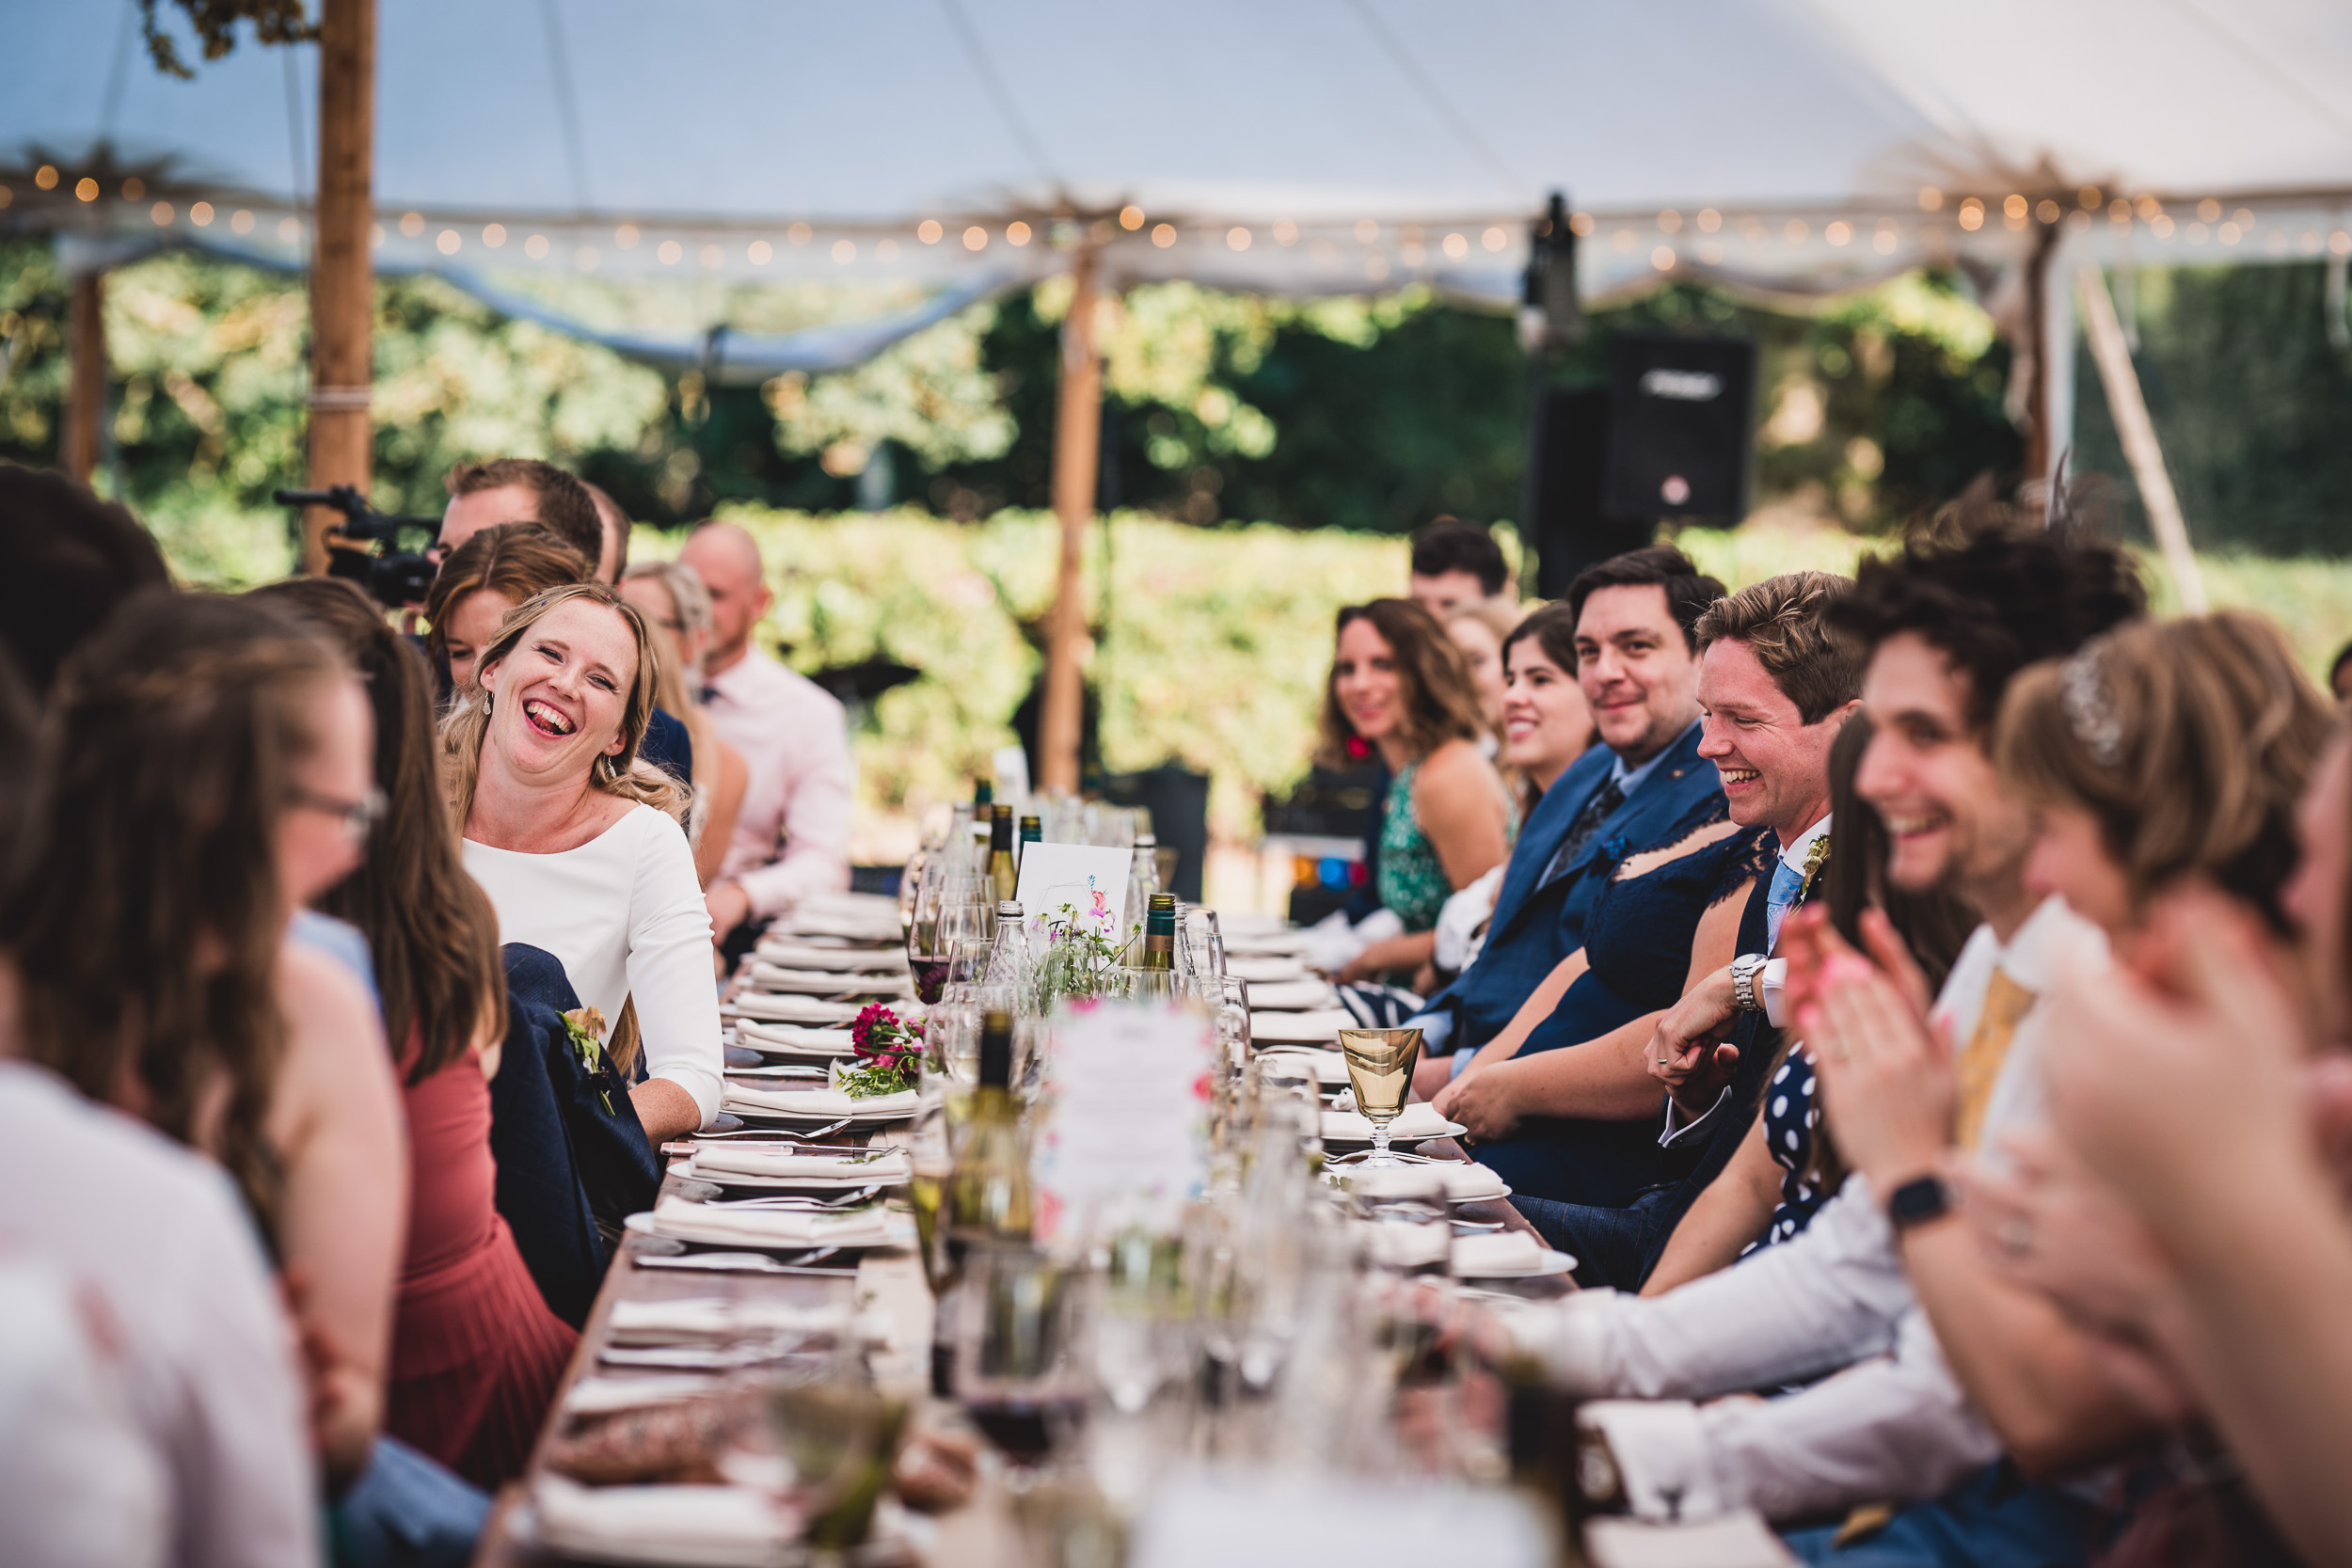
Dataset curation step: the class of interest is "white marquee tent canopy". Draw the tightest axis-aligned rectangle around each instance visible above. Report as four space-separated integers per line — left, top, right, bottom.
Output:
6 0 2351 330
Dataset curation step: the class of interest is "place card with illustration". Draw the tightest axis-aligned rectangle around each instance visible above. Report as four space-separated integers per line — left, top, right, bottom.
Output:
1012 842 1132 943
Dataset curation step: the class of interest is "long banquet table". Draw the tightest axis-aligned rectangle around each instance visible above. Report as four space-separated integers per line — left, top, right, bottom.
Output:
470 899 1557 1566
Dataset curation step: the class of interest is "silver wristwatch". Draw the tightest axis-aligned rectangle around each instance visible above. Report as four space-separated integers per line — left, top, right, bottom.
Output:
1729 952 1771 1013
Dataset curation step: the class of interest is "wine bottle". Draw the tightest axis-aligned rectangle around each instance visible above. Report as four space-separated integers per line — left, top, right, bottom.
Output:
946 1010 1031 1252
974 778 993 809
1138 892 1178 972
1017 814 1041 879
988 804 1018 905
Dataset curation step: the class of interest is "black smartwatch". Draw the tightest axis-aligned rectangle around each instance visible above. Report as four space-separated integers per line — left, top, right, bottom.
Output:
1885 1173 1955 1232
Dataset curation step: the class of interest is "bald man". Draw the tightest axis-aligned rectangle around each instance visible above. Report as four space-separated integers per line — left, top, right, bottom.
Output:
680 522 853 946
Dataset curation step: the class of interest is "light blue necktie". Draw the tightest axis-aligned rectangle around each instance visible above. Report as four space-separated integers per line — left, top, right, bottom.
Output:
1764 856 1806 952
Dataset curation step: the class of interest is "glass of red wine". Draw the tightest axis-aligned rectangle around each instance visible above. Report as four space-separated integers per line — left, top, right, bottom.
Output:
908 866 983 1005
952 1243 1085 1486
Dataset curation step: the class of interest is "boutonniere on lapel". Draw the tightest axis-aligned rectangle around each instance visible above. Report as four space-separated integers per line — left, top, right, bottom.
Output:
1795 836 1832 904
561 1006 617 1114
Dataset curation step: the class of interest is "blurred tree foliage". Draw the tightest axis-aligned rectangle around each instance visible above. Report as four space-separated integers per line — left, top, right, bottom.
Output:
2074 262 2352 558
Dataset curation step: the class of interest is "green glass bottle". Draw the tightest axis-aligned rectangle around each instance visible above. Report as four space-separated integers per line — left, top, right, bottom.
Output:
946 1009 1031 1251
1139 892 1179 972
1017 814 1041 879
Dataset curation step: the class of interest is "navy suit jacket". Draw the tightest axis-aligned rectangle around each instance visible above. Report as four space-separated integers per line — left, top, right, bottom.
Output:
1428 722 1720 1054
1637 864 1784 1283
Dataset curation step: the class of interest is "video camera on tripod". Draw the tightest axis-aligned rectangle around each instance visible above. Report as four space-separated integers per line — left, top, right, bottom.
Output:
273 486 441 610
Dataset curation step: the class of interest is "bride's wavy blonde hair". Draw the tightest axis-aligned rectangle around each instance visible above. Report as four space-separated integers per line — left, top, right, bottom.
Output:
440 581 689 829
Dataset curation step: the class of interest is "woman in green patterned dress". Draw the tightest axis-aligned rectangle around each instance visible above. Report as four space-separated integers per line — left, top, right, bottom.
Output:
1322 598 1516 983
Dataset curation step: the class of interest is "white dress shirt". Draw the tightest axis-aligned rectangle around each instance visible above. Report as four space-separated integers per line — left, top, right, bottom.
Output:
465 804 726 1126
0 1062 318 1568
702 645 854 920
1509 896 2106 1523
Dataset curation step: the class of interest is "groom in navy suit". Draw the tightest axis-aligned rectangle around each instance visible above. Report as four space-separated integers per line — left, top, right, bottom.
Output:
1411 546 1727 1086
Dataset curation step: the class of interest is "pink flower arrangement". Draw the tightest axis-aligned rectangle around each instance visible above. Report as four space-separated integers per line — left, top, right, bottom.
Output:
850 1004 924 1074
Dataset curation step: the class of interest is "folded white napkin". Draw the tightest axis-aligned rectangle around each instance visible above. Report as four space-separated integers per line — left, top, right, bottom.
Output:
1321 1102 1460 1143
1430 1161 1511 1202
728 994 868 1024
1244 978 1341 1011
1451 1229 1549 1276
721 1085 920 1119
1259 1048 1350 1085
1224 955 1306 985
1249 1007 1356 1043
644 1196 897 1249
1584 1513 1799 1568
733 1022 855 1054
559 1373 719 1417
605 1296 850 1345
783 910 901 942
531 1477 794 1567
748 962 913 995
688 1148 911 1182
754 940 908 973
1222 928 1316 958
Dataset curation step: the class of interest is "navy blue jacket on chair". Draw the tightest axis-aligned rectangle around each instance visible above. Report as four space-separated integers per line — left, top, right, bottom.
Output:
1423 723 1721 1056
486 943 661 1328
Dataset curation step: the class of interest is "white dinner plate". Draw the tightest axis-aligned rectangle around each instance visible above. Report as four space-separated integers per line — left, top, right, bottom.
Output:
1258 1048 1351 1085
1320 1103 1465 1145
1452 1247 1576 1280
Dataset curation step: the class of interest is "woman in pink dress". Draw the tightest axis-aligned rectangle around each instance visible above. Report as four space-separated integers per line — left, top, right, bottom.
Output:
254 578 577 1486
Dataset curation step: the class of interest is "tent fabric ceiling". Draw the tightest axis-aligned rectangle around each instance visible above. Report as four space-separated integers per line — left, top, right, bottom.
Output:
5 0 2350 336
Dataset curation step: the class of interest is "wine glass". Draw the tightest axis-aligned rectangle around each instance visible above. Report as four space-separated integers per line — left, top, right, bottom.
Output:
1338 1027 1421 1167
909 865 980 1004
952 1244 1085 1486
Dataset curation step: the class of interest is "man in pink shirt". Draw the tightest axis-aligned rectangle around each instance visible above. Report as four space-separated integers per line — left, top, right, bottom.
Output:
679 522 854 948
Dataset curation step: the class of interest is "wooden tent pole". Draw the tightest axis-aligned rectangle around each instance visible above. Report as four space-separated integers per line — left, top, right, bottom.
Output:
2020 215 2062 485
304 0 376 576
62 271 104 483
1039 241 1102 795
2078 265 2209 612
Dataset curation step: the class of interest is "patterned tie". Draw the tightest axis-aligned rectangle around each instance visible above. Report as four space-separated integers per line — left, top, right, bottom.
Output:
1764 857 1806 952
1537 778 1627 888
1953 969 2037 1149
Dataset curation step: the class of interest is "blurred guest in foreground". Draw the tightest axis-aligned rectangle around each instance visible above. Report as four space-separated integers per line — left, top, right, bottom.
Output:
0 626 317 1567
1 592 405 1499
1407 515 1510 618
622 559 750 886
443 583 722 1142
2004 720 2352 1567
679 521 852 956
423 523 592 696
0 462 171 697
253 578 577 1489
1321 597 1516 985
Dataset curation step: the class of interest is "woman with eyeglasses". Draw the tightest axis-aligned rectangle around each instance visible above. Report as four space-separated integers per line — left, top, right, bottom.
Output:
1324 598 1517 984
444 582 722 1144
620 559 749 887
252 578 577 1488
2 590 408 1495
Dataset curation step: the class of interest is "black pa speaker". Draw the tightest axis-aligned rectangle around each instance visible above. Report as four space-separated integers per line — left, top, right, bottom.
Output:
1603 334 1756 520
1526 386 1652 599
